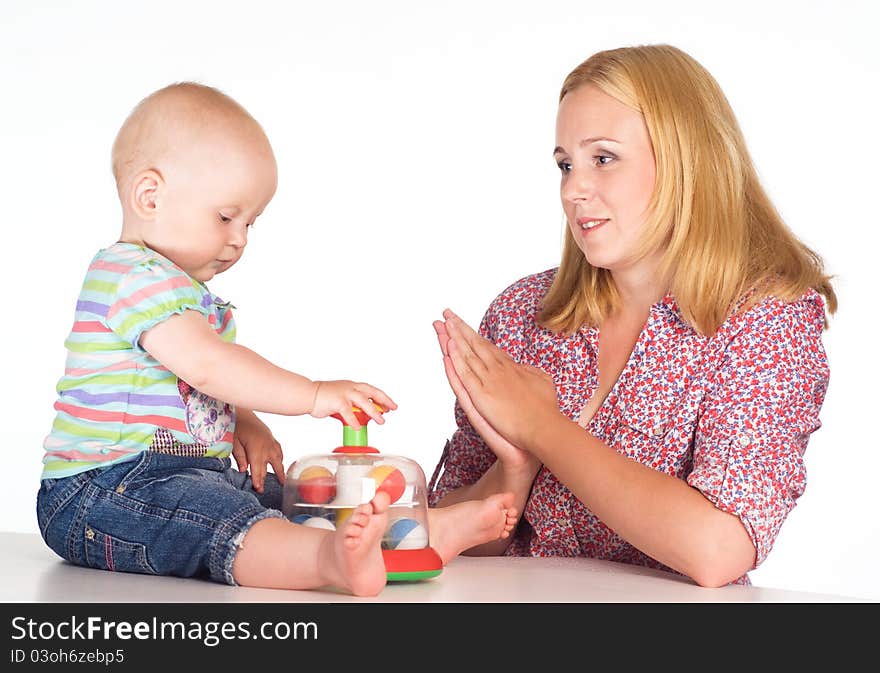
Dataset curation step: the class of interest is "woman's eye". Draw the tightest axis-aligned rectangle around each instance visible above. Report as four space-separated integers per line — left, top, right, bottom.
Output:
594 154 615 166
556 160 571 174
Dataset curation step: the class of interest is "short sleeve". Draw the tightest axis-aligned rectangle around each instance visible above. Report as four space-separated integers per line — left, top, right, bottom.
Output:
687 293 830 566
105 258 210 350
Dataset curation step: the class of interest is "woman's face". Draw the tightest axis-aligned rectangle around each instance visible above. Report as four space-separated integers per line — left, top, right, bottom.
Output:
554 84 657 275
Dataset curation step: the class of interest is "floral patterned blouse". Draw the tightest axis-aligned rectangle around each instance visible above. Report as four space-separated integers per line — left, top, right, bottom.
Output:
428 269 830 584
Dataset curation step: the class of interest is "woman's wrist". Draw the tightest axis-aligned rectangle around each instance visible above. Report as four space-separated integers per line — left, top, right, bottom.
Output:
519 408 575 458
495 457 541 494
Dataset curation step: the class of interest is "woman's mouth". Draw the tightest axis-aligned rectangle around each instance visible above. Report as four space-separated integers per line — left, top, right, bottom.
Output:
576 217 609 233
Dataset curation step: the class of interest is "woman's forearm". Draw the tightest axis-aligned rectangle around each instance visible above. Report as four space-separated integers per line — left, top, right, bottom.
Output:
525 414 756 586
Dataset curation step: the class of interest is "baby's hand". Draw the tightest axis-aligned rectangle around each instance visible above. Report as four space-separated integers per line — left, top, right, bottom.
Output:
232 409 285 494
309 380 397 428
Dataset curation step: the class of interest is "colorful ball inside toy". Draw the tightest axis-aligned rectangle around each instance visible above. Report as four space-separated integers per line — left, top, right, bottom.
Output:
297 465 336 504
382 517 428 550
299 516 336 531
367 464 406 504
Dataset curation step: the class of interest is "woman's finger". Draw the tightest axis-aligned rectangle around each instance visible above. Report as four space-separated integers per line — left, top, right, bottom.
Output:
442 354 481 422
441 353 466 399
443 310 507 367
444 322 490 382
444 354 511 453
433 320 450 357
447 335 487 388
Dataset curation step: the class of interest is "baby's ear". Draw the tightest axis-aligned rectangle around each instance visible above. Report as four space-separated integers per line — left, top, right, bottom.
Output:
130 169 164 220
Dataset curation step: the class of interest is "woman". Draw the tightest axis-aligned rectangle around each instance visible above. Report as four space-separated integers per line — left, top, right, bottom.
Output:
428 44 836 587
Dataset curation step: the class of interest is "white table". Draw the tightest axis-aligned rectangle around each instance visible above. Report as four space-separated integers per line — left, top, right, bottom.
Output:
0 532 863 602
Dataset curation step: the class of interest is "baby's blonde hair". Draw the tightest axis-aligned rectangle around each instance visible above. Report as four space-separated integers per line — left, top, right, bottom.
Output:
538 45 836 336
111 82 265 200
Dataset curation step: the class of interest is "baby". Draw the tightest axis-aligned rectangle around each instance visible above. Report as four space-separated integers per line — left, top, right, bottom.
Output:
38 82 516 596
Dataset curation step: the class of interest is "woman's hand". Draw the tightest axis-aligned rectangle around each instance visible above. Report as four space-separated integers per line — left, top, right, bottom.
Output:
232 408 285 493
434 314 542 476
439 309 563 454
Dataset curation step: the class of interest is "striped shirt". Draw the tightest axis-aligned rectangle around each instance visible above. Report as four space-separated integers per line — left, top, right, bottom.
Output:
42 243 237 479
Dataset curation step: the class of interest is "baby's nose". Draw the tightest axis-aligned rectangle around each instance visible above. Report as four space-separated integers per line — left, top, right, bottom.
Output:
228 224 248 248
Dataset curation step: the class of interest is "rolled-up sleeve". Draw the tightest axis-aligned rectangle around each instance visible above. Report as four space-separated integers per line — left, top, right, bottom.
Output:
687 294 830 566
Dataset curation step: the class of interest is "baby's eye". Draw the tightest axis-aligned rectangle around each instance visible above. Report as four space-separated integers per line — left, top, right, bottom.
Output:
219 214 232 223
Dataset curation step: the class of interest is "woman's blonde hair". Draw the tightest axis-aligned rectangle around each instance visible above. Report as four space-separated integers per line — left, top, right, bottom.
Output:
538 44 836 336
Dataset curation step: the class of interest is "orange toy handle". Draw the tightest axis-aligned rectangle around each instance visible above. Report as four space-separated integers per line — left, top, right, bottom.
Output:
330 403 385 427
331 403 385 446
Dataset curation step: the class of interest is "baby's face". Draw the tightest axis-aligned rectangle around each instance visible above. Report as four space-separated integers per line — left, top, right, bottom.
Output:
148 132 277 282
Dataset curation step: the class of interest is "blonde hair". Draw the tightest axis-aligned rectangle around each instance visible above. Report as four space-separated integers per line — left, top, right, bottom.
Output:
538 45 836 336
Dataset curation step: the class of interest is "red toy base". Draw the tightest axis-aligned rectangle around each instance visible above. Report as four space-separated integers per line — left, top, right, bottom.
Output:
382 547 443 582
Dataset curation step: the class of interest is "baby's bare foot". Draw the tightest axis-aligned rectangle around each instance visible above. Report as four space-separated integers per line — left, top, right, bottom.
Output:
325 492 390 596
429 492 518 564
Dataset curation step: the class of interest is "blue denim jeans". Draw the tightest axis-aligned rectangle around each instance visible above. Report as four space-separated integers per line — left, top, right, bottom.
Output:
36 452 285 585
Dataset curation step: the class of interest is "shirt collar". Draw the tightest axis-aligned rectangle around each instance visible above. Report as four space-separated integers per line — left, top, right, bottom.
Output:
573 290 688 337
653 290 679 315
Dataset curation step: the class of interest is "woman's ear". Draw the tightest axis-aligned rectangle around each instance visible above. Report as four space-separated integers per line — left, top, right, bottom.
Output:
130 169 164 220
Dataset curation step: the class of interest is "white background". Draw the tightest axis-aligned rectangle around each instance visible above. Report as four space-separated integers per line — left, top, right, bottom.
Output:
2 0 878 600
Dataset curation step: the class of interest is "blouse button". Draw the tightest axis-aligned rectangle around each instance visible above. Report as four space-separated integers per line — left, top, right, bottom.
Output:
652 425 664 437
85 528 95 541
738 433 752 447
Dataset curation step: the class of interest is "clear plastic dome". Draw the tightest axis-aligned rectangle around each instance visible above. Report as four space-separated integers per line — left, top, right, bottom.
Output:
282 407 442 582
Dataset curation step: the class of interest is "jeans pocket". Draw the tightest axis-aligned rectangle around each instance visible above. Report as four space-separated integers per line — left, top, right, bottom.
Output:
82 524 158 575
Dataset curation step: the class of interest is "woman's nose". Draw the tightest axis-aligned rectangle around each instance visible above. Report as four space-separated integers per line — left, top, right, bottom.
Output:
561 167 596 204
